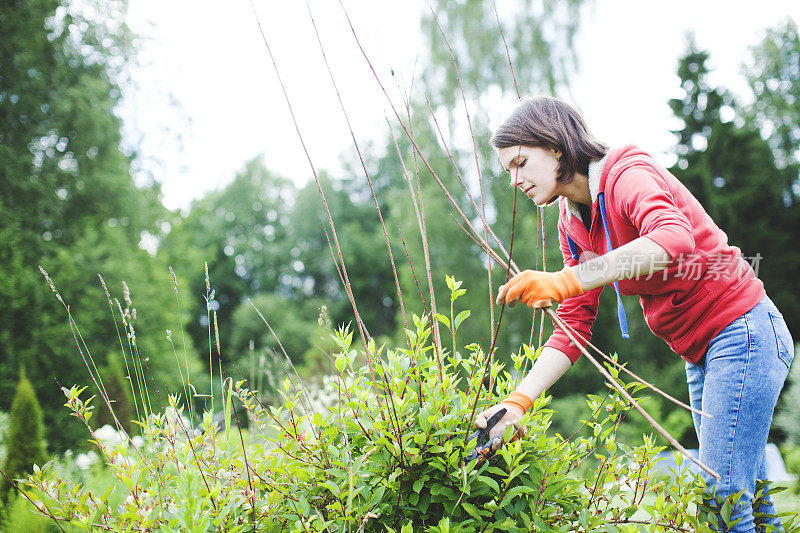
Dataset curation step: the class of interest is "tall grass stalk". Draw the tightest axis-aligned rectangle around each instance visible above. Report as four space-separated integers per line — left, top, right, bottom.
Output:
39 267 145 439
305 0 411 348
428 8 496 339
113 297 152 420
39 269 152 470
98 274 144 427
168 266 194 425
204 261 214 418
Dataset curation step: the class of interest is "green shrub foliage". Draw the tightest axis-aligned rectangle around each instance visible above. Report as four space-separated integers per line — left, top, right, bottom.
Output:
0 370 47 501
17 281 800 531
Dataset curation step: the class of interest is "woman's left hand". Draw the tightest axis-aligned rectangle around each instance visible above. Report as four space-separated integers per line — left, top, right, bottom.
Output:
496 267 584 308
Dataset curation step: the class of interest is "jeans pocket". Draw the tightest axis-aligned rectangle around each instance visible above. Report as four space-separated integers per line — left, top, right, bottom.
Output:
768 310 794 368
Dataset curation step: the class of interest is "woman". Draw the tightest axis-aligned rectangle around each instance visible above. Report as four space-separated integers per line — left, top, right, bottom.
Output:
475 95 794 532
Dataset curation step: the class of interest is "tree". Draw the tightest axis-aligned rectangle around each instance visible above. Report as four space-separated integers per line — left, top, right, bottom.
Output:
0 370 46 501
162 158 305 374
669 36 800 341
0 0 199 452
745 19 800 170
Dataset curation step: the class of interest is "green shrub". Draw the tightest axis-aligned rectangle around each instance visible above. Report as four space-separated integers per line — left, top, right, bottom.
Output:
0 369 47 502
0 492 59 533
17 278 800 531
782 444 800 495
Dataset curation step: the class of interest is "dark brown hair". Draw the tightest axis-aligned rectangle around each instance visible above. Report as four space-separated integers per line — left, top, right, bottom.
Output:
491 96 607 183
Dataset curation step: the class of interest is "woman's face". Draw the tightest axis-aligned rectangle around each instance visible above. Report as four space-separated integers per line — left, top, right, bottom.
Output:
497 145 561 206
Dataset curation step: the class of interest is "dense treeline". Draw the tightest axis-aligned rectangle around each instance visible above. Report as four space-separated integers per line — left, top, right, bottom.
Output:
1 0 798 461
0 0 205 452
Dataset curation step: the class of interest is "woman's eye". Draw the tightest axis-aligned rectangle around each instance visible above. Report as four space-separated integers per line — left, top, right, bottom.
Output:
518 159 526 168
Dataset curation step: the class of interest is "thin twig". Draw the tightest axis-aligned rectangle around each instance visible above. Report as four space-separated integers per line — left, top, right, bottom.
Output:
305 0 409 345
247 298 317 418
574 330 710 419
0 470 67 532
248 0 369 346
248 0 388 420
428 6 497 348
450 216 510 272
221 364 258 524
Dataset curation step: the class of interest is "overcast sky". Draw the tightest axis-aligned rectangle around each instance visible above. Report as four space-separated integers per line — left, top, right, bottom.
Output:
121 1 800 211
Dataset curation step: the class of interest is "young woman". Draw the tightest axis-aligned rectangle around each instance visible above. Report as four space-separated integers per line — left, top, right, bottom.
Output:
474 95 794 532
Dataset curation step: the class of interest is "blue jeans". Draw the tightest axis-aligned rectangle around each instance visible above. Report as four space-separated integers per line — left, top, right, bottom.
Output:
685 295 794 532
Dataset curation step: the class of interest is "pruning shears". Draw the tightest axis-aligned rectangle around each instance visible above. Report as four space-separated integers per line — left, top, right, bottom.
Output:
463 407 506 465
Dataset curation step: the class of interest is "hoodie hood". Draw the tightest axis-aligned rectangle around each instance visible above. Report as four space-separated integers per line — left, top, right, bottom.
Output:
564 153 607 221
561 144 650 222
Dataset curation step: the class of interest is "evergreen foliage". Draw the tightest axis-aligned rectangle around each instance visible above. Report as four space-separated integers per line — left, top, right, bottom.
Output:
669 35 800 342
0 370 46 501
745 19 800 170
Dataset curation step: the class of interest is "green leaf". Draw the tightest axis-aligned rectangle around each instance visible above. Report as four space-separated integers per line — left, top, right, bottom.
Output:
502 485 535 502
418 407 431 433
462 501 483 519
507 464 526 482
765 485 787 495
298 494 311 516
454 310 471 329
478 475 500 493
721 498 732 524
579 508 589 529
321 480 339 495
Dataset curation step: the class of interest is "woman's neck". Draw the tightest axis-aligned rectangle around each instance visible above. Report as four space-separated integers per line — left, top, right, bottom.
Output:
560 172 592 206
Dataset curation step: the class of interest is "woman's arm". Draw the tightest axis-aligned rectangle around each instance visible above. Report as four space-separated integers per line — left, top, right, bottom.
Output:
478 238 670 449
514 346 572 401
496 237 671 309
572 236 672 292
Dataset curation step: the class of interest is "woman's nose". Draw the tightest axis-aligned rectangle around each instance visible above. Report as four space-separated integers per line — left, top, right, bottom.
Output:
510 170 524 188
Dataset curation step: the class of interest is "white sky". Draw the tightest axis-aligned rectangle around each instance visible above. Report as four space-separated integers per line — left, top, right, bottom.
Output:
122 1 800 211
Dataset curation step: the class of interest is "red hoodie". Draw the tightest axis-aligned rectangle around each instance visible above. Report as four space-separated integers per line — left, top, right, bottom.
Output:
543 145 765 364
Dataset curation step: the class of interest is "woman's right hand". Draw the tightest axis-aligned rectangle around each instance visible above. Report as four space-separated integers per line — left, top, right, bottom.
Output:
473 402 526 452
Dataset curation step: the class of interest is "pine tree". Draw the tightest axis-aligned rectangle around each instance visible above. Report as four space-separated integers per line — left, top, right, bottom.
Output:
0 370 47 501
669 36 800 338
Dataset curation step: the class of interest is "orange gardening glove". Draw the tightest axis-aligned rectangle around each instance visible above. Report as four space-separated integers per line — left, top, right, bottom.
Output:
496 266 584 308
